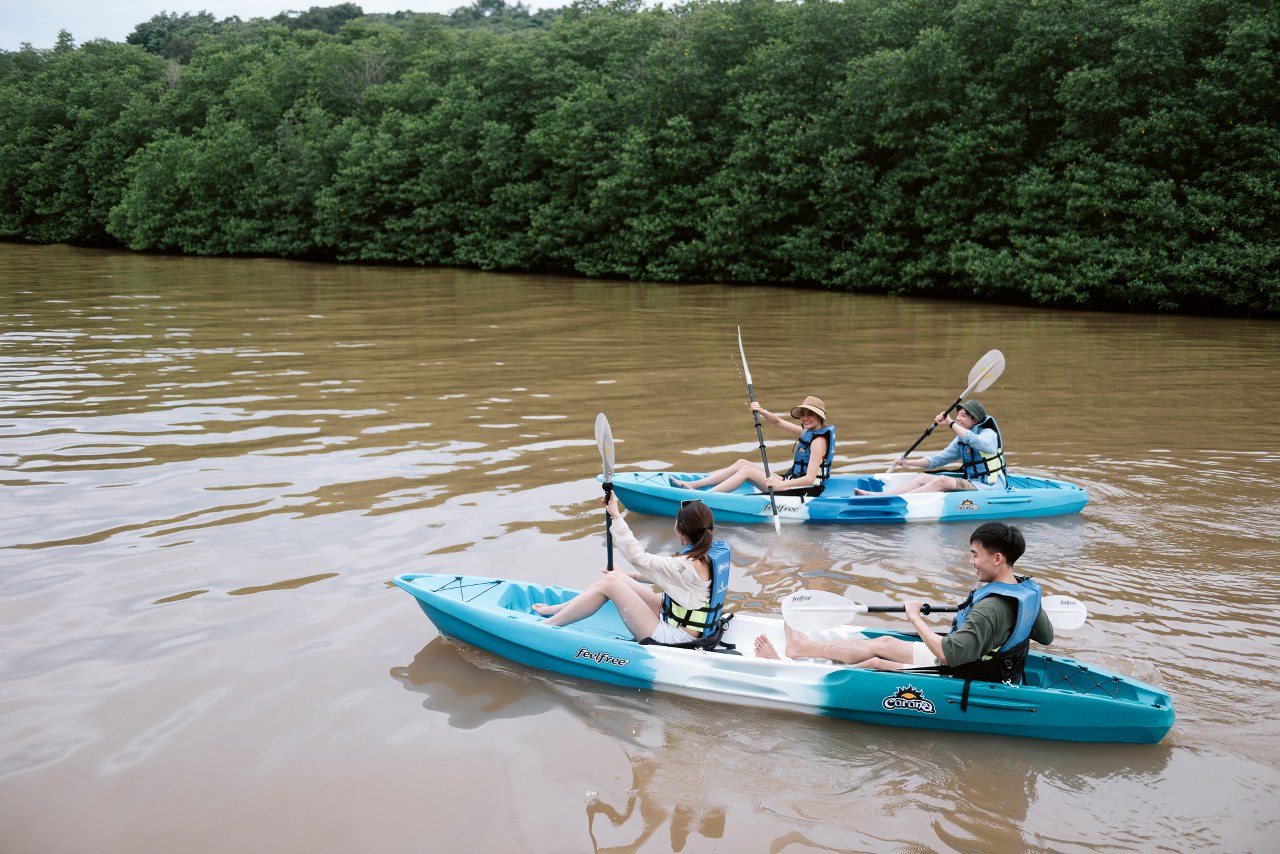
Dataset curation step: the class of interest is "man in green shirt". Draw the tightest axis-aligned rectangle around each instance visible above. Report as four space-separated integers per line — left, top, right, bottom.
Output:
755 522 1053 677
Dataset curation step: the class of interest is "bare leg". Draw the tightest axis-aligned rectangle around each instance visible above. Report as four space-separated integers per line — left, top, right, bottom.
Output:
783 624 917 665
537 584 610 626
879 474 955 495
681 460 766 492
707 465 761 493
539 572 664 640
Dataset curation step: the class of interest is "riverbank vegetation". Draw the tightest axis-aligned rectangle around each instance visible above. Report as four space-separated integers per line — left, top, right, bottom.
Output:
1 0 1275 314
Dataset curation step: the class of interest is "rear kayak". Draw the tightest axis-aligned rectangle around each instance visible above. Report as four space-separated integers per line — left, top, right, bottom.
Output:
394 573 1174 744
607 471 1088 524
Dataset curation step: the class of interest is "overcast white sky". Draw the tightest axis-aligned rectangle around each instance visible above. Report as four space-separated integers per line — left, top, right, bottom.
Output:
0 0 573 52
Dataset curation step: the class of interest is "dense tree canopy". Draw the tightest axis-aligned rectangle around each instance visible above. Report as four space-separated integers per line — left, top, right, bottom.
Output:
2 0 1276 314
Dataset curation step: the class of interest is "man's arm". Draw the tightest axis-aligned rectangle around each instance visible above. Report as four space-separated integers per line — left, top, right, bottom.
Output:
905 602 949 664
940 598 1010 668
1030 606 1054 645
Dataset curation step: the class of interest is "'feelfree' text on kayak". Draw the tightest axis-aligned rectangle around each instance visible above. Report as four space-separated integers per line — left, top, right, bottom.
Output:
575 648 629 667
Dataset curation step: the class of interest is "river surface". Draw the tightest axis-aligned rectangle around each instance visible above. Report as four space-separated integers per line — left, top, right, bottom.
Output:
2 243 1278 853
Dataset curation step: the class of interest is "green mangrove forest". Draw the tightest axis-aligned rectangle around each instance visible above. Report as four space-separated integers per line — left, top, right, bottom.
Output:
1 0 1276 314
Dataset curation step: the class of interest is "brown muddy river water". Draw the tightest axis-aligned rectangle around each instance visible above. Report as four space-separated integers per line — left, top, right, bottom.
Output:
2 243 1278 852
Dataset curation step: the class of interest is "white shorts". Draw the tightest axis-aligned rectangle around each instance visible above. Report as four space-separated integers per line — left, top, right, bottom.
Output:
911 642 938 667
649 620 697 645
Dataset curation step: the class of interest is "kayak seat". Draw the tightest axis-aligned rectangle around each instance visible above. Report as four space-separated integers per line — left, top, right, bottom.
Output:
640 614 738 653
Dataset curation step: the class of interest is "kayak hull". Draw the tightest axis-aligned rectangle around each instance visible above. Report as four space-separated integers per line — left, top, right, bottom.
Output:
607 472 1088 524
394 573 1174 744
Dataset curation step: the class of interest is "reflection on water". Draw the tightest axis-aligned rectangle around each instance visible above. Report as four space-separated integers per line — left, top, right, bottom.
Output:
392 633 1195 853
391 638 560 729
3 243 1280 851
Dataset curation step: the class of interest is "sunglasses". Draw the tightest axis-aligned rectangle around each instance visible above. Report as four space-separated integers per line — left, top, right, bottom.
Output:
680 498 705 508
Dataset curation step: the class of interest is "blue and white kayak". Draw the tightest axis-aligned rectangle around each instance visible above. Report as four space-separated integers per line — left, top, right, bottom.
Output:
394 573 1174 744
606 471 1088 525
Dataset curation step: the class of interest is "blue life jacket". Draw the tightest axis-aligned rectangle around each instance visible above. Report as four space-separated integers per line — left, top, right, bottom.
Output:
786 426 836 483
959 417 1006 486
951 577 1042 652
661 540 731 638
943 576 1042 684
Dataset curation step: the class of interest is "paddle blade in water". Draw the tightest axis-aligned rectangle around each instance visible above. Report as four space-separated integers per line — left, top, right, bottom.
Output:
594 413 615 481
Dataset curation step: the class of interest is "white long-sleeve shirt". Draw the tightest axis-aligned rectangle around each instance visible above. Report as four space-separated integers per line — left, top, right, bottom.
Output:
610 515 710 611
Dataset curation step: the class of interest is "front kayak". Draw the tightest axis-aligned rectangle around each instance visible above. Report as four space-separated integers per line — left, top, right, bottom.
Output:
394 573 1174 744
606 471 1088 524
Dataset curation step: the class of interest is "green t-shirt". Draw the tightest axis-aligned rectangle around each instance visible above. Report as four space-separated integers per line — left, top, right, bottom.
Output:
940 595 1054 667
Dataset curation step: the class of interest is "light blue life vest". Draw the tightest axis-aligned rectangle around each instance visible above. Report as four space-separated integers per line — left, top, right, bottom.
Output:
951 576 1043 653
786 426 836 483
662 540 731 637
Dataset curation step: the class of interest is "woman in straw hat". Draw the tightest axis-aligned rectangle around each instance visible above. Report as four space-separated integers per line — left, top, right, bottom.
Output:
673 395 835 495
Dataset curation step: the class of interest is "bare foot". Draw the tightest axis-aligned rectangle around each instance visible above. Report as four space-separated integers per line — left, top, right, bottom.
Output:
782 624 813 660
754 634 782 659
669 476 692 489
532 602 563 617
853 487 875 496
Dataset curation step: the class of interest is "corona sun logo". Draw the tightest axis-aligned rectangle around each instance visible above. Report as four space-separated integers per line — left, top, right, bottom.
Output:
882 685 936 714
957 499 980 511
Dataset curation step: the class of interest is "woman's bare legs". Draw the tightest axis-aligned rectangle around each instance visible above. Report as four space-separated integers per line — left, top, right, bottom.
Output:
679 459 767 493
534 571 664 640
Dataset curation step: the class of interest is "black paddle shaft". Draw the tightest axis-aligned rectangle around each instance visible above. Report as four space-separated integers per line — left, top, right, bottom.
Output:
603 481 614 571
745 381 782 525
866 604 959 615
746 382 775 479
898 396 964 460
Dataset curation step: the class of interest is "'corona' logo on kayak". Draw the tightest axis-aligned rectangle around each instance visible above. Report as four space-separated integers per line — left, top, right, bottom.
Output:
957 499 980 511
575 648 629 667
883 685 936 715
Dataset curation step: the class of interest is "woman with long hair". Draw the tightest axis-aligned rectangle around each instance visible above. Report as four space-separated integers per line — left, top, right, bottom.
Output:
534 495 729 645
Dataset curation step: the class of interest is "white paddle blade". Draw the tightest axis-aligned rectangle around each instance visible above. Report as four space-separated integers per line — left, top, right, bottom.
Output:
1043 594 1088 631
781 590 867 633
966 349 1006 395
594 413 615 481
736 326 753 385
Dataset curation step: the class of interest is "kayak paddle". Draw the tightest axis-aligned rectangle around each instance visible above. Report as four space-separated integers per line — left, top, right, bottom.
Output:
737 326 781 533
781 588 1088 633
888 348 1006 473
595 412 616 571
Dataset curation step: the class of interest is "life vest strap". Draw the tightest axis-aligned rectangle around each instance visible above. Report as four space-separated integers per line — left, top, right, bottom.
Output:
639 613 738 652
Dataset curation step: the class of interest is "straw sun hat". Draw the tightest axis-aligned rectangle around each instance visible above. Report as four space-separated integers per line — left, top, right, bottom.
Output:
789 395 826 421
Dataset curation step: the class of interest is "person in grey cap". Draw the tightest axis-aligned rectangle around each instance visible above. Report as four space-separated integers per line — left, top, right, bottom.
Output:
859 399 1006 495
